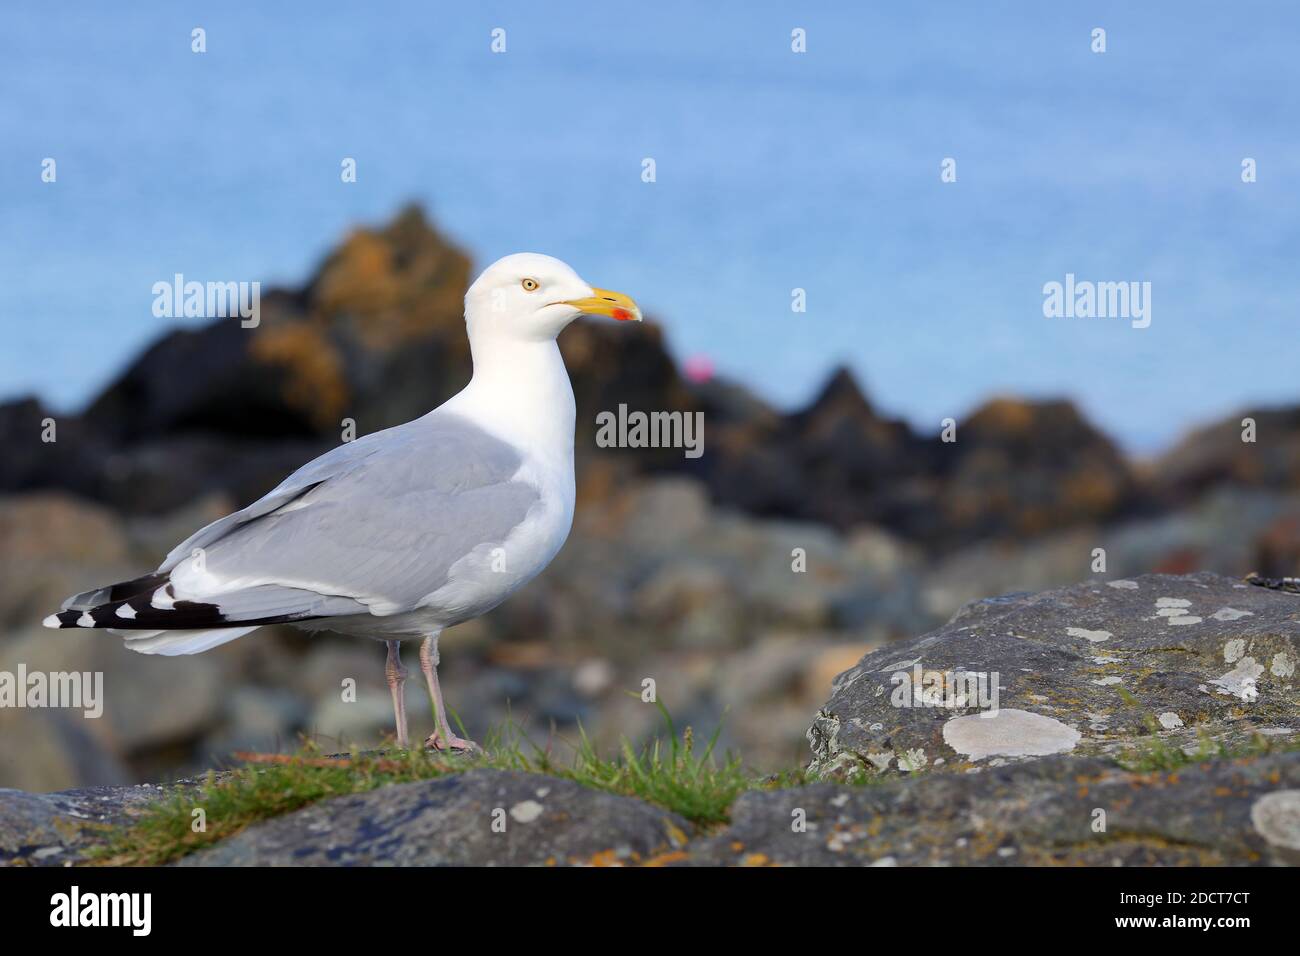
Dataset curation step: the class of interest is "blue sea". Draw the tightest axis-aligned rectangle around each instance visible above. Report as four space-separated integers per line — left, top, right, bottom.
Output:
3 1 1298 451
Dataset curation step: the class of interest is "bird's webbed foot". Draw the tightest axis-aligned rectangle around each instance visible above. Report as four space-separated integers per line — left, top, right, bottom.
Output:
424 730 480 755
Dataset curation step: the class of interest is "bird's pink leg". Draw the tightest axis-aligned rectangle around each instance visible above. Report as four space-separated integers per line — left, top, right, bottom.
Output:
420 633 478 753
385 640 409 750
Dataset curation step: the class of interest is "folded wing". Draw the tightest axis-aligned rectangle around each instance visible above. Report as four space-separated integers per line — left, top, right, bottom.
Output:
48 413 541 644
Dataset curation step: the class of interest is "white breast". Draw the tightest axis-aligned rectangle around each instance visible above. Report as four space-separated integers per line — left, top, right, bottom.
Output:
416 451 574 627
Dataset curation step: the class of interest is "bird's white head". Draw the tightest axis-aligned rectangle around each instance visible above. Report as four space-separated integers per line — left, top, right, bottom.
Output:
464 253 642 342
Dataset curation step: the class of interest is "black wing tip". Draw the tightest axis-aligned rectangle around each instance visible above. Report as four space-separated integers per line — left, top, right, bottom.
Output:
45 609 87 628
45 595 318 631
60 571 171 612
45 601 155 629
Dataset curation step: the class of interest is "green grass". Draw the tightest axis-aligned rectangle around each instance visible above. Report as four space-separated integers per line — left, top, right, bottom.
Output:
1109 689 1299 771
1112 729 1294 773
86 702 771 866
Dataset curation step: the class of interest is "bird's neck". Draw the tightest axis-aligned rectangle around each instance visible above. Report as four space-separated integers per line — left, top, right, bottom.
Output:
453 335 576 459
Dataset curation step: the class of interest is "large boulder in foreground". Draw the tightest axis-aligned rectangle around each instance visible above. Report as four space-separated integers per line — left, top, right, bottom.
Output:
179 770 690 866
807 573 1299 778
683 752 1300 866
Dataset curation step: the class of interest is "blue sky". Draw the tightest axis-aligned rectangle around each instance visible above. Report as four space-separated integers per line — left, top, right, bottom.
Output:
2 2 1298 451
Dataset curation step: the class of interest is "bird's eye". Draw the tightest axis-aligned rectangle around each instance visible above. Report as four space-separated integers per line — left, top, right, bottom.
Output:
521 278 539 292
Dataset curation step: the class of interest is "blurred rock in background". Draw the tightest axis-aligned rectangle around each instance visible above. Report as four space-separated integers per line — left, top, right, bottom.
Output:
0 207 1296 788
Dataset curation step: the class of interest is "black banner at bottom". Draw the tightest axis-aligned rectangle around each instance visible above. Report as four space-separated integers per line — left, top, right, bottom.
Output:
0 864 1283 942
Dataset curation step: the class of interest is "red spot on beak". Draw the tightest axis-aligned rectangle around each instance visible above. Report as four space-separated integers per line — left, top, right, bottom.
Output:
612 308 633 321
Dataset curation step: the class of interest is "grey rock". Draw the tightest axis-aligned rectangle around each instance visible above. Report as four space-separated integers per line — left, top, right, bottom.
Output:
96 650 226 754
298 643 387 699
0 708 132 793
919 488 1300 621
620 479 712 554
808 573 1299 777
178 769 691 866
0 782 182 866
200 685 310 760
631 561 743 648
307 693 400 749
0 628 226 760
0 493 134 634
681 751 1300 866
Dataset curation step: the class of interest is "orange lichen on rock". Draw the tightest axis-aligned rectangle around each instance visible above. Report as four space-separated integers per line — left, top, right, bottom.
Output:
972 397 1038 435
309 207 473 352
641 850 690 867
249 322 349 430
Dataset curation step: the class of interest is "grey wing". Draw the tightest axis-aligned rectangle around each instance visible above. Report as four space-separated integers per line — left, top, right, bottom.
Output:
160 413 542 623
159 421 400 573
62 420 404 615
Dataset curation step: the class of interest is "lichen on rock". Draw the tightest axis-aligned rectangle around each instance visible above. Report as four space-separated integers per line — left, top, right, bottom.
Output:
807 572 1299 777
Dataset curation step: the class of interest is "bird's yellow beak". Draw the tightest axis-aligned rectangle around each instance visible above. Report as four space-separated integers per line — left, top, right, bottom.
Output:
560 287 642 322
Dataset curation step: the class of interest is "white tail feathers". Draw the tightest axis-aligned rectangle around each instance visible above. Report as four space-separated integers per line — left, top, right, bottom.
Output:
112 626 259 656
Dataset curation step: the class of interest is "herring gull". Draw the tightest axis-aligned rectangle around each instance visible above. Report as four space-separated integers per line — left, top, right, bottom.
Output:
44 253 642 751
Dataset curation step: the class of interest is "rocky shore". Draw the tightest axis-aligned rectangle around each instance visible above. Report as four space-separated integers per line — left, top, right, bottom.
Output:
4 573 1295 867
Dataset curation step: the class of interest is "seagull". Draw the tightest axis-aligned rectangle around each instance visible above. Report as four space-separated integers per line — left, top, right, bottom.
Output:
45 254 642 752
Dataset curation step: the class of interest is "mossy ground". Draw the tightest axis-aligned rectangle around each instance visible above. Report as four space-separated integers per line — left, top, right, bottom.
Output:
1112 728 1296 772
1109 687 1299 771
86 699 1297 866
88 703 823 866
